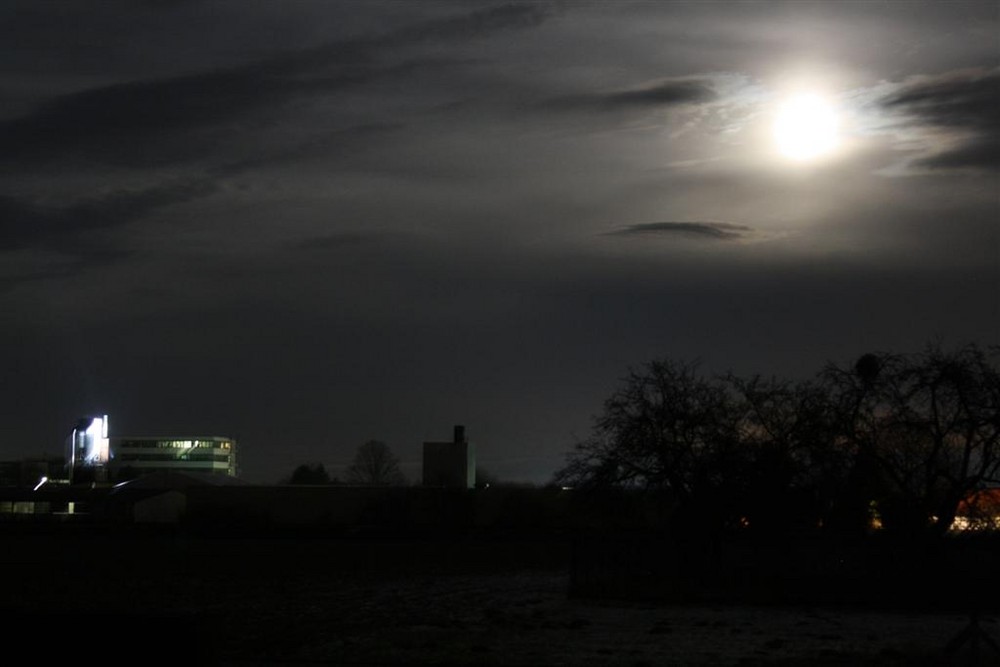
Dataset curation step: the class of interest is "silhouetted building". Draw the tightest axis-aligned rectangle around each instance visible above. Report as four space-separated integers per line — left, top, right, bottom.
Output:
0 456 64 488
110 436 238 479
422 425 475 489
109 470 248 523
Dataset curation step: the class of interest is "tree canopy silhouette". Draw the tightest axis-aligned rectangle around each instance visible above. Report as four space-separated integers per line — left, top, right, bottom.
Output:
288 462 331 485
346 440 406 486
556 359 739 494
556 342 1000 538
823 343 1000 537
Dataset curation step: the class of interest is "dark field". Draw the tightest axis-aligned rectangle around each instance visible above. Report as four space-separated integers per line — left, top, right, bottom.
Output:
0 528 993 665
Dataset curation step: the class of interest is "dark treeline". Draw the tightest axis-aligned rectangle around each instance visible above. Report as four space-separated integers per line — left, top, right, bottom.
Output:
286 440 406 486
557 342 1000 607
557 342 1000 542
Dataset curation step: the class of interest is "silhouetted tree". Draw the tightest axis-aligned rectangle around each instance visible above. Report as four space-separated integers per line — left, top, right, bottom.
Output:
824 343 1000 537
556 359 747 531
346 440 406 486
558 343 1000 539
288 462 331 485
727 374 835 534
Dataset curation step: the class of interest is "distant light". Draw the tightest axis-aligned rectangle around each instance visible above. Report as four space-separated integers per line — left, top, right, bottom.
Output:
33 476 48 491
560 486 573 491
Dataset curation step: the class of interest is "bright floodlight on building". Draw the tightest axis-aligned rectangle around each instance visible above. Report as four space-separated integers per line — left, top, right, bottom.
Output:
33 476 48 491
69 414 111 470
81 415 110 464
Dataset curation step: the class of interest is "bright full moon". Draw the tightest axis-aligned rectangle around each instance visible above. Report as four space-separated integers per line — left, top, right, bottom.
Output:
772 93 839 161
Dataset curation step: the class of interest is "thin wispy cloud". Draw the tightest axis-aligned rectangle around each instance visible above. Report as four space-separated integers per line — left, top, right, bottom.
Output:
607 221 755 241
0 179 217 257
209 122 406 177
0 4 553 169
295 232 372 251
545 79 717 113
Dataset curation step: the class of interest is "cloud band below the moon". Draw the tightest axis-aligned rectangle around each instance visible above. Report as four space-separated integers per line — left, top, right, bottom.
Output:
607 221 756 240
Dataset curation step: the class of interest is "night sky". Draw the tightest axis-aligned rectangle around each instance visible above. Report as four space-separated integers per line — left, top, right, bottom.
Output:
2 2 997 484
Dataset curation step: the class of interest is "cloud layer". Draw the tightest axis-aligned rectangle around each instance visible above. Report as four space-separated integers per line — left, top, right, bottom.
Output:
880 68 1000 171
546 79 717 113
608 222 755 241
0 3 553 169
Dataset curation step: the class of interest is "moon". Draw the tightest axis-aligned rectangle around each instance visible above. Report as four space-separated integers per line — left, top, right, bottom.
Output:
772 93 840 162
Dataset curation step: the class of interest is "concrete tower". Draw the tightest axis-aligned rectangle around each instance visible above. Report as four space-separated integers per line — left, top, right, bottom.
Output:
422 425 475 489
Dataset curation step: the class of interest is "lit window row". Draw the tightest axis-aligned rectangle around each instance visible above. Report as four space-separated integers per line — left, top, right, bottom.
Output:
116 440 233 450
117 454 232 463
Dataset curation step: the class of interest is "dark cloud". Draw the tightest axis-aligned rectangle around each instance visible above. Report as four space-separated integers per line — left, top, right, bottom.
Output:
295 232 372 251
880 68 1000 171
0 72 279 167
0 179 216 254
0 58 441 169
0 252 93 290
388 2 552 44
607 222 754 241
211 122 406 177
545 79 716 113
881 69 1000 131
0 4 551 169
916 137 1000 171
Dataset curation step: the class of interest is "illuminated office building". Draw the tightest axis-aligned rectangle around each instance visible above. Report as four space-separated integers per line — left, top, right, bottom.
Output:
67 415 238 481
110 436 238 478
